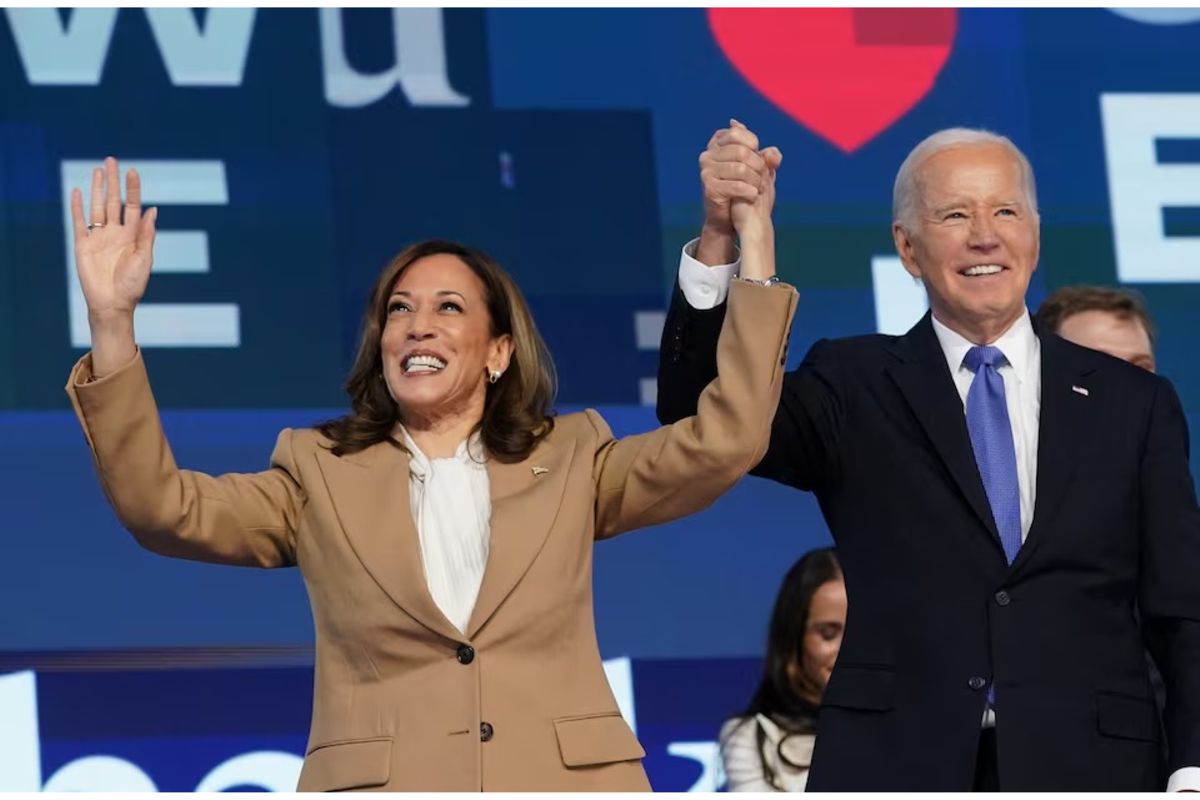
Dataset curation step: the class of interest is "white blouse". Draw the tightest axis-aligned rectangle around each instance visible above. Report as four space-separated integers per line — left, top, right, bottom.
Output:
400 427 491 635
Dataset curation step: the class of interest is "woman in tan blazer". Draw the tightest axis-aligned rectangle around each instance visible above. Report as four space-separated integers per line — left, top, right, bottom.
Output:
65 151 793 791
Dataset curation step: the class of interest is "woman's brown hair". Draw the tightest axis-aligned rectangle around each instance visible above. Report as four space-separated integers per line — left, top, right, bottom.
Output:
720 548 842 790
318 240 556 461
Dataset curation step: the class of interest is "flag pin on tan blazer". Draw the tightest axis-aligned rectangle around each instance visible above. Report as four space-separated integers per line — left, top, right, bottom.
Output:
1072 385 1089 397
532 466 550 477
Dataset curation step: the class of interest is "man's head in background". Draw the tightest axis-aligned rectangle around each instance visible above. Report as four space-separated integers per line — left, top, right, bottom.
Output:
1034 285 1156 372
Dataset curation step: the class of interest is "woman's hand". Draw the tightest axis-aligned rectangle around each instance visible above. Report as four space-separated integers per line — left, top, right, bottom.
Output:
70 157 157 375
727 122 781 281
71 157 157 321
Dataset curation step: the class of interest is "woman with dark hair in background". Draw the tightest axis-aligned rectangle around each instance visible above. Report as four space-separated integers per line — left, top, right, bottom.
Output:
720 548 845 791
65 154 795 791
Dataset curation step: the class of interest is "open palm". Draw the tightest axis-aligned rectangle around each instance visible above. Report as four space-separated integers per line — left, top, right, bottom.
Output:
70 157 157 320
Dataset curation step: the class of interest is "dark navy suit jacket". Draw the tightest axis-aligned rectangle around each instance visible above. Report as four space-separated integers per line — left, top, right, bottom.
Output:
657 285 1200 790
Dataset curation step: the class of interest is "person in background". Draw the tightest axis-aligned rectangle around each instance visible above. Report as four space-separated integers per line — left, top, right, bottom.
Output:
1034 285 1156 372
720 548 845 791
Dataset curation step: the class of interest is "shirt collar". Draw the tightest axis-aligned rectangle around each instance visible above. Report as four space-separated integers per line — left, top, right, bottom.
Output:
930 309 1038 383
398 425 486 478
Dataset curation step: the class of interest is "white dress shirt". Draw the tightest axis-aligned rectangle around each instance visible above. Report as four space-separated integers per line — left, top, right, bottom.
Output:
679 238 739 309
677 240 1199 790
400 427 491 635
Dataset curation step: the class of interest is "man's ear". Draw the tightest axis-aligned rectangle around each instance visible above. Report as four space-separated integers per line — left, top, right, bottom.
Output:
1031 214 1041 276
893 222 922 280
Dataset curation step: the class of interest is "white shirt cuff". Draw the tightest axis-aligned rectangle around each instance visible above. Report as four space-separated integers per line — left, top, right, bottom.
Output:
1167 766 1200 792
677 238 739 310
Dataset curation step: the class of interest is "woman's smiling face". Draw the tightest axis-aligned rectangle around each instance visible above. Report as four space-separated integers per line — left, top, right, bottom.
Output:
380 253 511 428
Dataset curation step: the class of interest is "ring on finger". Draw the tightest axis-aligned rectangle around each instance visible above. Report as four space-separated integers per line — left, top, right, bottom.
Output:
87 222 105 231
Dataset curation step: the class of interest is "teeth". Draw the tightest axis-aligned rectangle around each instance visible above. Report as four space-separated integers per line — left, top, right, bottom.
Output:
404 354 446 373
963 264 1003 277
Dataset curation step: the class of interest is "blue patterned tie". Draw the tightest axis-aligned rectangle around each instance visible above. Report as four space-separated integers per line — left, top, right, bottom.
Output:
963 346 1022 564
963 345 1021 709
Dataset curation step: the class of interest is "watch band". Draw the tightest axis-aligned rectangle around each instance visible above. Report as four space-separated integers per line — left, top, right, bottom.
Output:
734 274 780 287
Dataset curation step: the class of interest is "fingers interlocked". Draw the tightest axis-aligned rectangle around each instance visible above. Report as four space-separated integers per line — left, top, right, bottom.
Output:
699 120 781 207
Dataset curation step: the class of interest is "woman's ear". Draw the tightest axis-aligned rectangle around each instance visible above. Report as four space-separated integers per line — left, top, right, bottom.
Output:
487 333 514 376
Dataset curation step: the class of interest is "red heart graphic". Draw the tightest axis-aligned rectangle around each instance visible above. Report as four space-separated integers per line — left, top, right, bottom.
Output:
708 8 957 153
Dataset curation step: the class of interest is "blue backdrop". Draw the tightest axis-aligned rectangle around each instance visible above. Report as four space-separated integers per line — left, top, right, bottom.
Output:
2 7 1200 791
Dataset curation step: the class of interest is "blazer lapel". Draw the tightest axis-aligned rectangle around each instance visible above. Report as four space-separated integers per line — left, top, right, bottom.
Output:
466 438 576 639
315 441 462 643
1011 332 1097 575
885 313 1004 553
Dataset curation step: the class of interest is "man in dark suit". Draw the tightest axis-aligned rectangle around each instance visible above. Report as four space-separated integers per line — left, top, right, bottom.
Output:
658 123 1200 790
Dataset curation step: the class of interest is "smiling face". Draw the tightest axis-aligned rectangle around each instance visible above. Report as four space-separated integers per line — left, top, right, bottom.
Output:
893 142 1040 343
380 253 512 429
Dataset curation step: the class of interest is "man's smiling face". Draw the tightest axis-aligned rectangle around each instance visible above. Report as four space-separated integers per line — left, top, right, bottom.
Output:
893 142 1040 343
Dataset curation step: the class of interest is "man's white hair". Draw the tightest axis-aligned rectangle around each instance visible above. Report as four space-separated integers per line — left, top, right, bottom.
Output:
892 128 1039 231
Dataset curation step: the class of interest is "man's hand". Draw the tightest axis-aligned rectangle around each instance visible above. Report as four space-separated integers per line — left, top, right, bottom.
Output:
696 119 783 266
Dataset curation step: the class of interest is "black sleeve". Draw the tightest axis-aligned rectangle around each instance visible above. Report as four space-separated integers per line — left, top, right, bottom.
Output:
656 280 843 492
656 282 726 424
753 339 844 491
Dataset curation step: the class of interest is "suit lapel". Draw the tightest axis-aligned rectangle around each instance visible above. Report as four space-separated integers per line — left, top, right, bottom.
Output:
466 438 576 639
886 314 1004 553
1011 332 1098 574
315 440 462 642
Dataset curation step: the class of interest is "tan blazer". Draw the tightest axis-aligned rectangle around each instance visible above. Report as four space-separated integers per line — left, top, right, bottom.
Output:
66 281 797 791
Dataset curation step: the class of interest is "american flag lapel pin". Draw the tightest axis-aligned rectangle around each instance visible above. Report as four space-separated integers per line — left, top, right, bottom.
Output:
1071 385 1089 397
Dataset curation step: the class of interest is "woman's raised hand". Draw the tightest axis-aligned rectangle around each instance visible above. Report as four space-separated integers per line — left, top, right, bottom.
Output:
69 157 157 375
70 157 157 323
727 122 780 247
725 121 781 282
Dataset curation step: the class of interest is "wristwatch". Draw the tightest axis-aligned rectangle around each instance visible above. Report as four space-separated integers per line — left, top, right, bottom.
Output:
734 274 781 287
